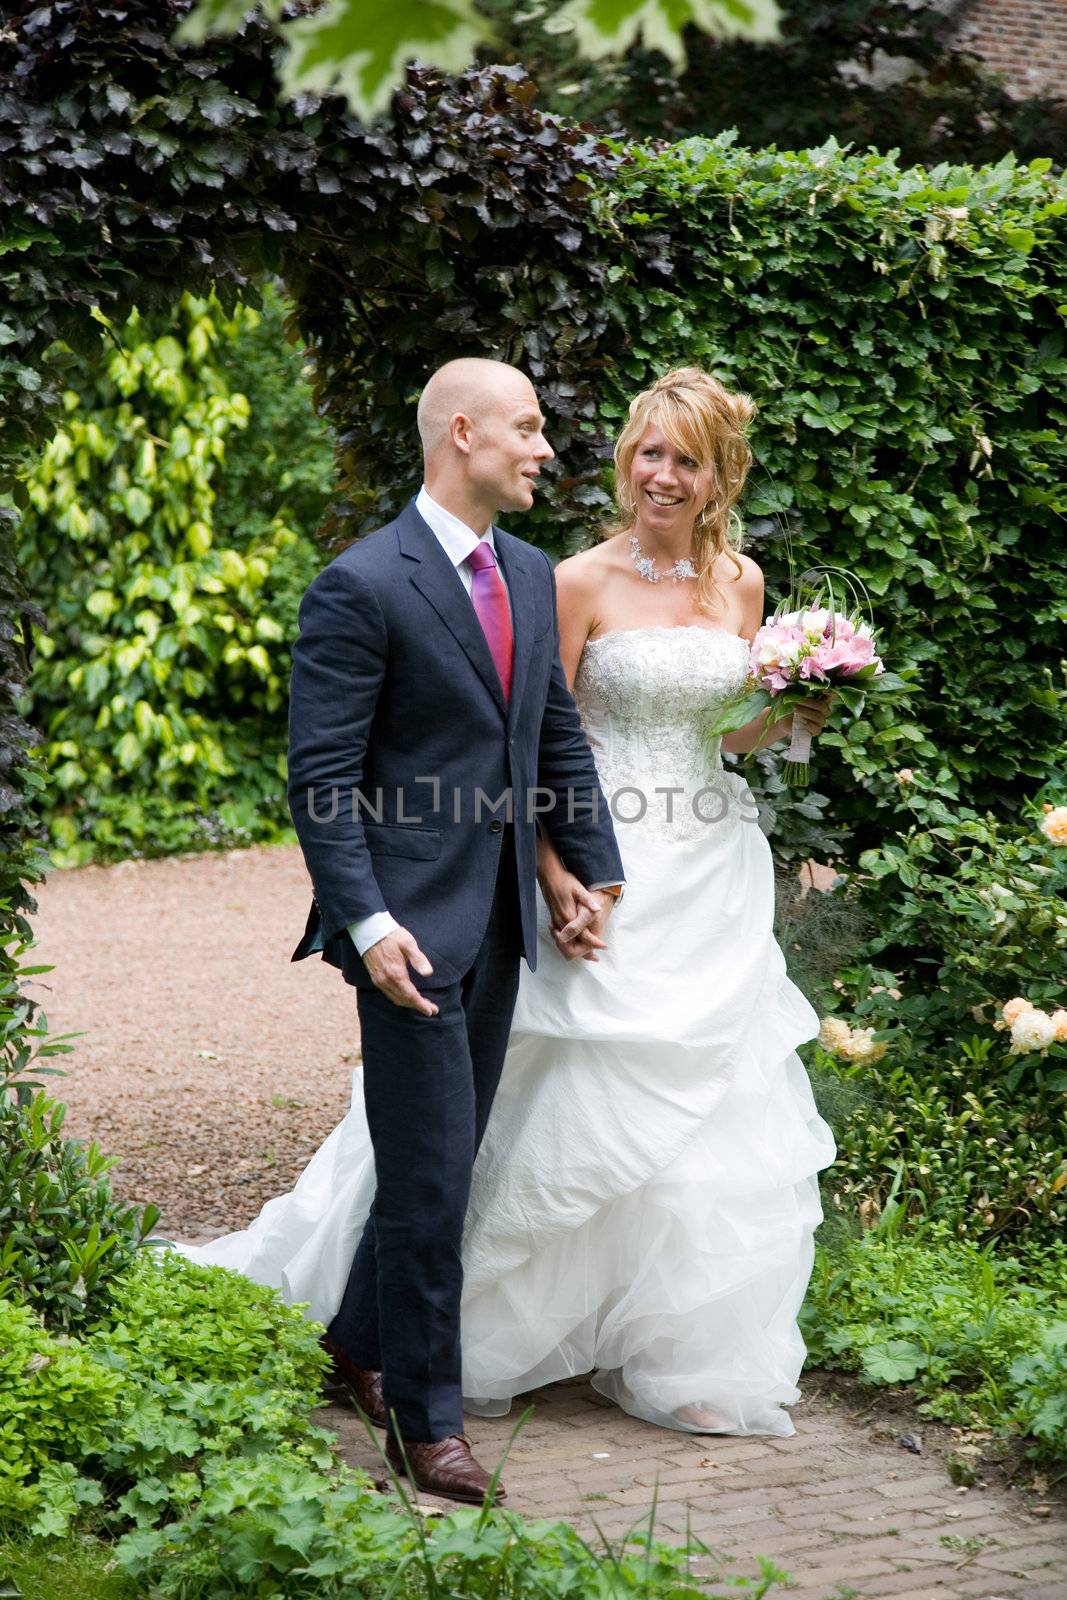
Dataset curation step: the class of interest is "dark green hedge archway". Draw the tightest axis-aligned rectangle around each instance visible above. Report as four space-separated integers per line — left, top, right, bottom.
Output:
1 0 649 942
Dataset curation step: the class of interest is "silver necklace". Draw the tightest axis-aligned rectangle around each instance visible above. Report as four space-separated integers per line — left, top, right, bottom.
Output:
629 532 697 585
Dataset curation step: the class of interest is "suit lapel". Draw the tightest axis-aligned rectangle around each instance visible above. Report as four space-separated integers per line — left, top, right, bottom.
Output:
493 530 538 731
397 500 508 717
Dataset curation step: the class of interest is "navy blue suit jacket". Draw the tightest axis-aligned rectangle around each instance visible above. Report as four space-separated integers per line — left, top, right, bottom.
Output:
288 499 624 988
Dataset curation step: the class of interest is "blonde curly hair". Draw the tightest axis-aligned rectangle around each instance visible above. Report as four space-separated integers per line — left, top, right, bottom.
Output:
608 366 756 613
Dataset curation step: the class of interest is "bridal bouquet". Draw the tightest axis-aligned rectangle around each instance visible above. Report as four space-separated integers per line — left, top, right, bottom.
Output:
709 582 897 786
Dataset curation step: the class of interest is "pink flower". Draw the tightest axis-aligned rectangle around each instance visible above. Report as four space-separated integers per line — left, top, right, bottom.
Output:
798 655 827 681
815 635 877 675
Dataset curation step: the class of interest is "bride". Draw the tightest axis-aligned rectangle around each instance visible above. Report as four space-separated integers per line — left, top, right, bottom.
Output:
183 366 836 1438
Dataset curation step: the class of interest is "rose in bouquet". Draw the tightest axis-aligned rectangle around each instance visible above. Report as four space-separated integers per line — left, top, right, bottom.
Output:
709 584 900 786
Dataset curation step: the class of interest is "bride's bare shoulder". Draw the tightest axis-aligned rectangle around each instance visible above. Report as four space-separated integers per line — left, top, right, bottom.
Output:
555 537 626 594
728 550 763 583
721 549 764 598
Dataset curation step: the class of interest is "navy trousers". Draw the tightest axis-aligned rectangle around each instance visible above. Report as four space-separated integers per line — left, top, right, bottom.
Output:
327 841 522 1441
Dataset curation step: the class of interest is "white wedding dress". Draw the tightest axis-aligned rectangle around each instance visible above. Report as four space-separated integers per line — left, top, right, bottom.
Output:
182 626 836 1437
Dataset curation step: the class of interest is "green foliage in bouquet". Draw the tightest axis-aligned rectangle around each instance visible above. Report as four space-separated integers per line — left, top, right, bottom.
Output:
803 1225 1067 1467
815 791 1067 1240
15 290 327 865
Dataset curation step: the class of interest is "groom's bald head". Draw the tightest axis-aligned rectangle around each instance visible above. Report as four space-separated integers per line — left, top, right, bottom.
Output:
417 358 537 460
416 358 553 524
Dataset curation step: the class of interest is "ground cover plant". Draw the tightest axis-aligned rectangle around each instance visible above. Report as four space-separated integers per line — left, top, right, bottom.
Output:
802 1222 1067 1475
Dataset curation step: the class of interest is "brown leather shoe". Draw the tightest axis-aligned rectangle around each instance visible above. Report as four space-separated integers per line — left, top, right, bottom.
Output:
320 1336 386 1428
386 1432 507 1505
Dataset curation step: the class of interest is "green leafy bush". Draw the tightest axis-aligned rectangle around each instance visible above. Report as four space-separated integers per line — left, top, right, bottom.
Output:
814 793 1067 1239
16 292 325 865
803 1227 1067 1466
0 1299 120 1526
0 1092 158 1333
209 279 334 574
95 1249 326 1395
2 1250 332 1542
1009 1322 1067 1467
1 937 158 1333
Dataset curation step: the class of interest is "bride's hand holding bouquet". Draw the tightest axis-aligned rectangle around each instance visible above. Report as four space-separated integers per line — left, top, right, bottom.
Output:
710 580 901 786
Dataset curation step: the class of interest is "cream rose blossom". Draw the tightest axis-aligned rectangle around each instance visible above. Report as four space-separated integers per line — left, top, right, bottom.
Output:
1039 805 1067 845
1009 1008 1057 1054
819 1016 851 1052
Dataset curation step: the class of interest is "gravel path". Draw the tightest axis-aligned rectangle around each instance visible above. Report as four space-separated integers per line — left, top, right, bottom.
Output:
31 845 357 1235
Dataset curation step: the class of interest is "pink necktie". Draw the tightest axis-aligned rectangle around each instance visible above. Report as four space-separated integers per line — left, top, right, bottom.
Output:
467 540 514 703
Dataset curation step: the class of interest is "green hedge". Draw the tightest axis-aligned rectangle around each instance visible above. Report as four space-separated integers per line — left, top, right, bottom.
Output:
592 136 1066 838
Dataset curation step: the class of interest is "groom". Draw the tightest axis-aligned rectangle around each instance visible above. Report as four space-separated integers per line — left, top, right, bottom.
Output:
288 358 625 1503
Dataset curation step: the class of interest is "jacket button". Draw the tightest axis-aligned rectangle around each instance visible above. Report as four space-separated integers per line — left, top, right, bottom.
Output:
489 819 503 833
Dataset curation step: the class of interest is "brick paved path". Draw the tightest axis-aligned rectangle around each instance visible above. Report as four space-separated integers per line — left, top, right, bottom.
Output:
325 1379 1067 1600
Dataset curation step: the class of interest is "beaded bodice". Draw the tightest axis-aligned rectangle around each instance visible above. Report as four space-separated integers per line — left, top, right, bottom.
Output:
574 626 753 842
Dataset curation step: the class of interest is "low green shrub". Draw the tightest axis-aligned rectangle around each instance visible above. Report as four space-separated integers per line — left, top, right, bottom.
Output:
115 1447 785 1598
1009 1321 1067 1467
85 1252 333 1532
0 1299 120 1526
1 938 158 1333
0 1093 159 1334
96 1249 326 1393
2 1250 333 1541
803 1226 1067 1466
814 791 1067 1241
4 1250 787 1597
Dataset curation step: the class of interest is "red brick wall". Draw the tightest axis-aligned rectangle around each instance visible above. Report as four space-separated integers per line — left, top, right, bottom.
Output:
952 0 1067 101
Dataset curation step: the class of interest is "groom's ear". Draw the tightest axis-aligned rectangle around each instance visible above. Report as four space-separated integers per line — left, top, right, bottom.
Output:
450 411 475 454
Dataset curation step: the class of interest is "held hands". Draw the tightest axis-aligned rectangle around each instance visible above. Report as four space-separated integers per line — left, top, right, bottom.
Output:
540 866 614 962
363 928 439 1016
